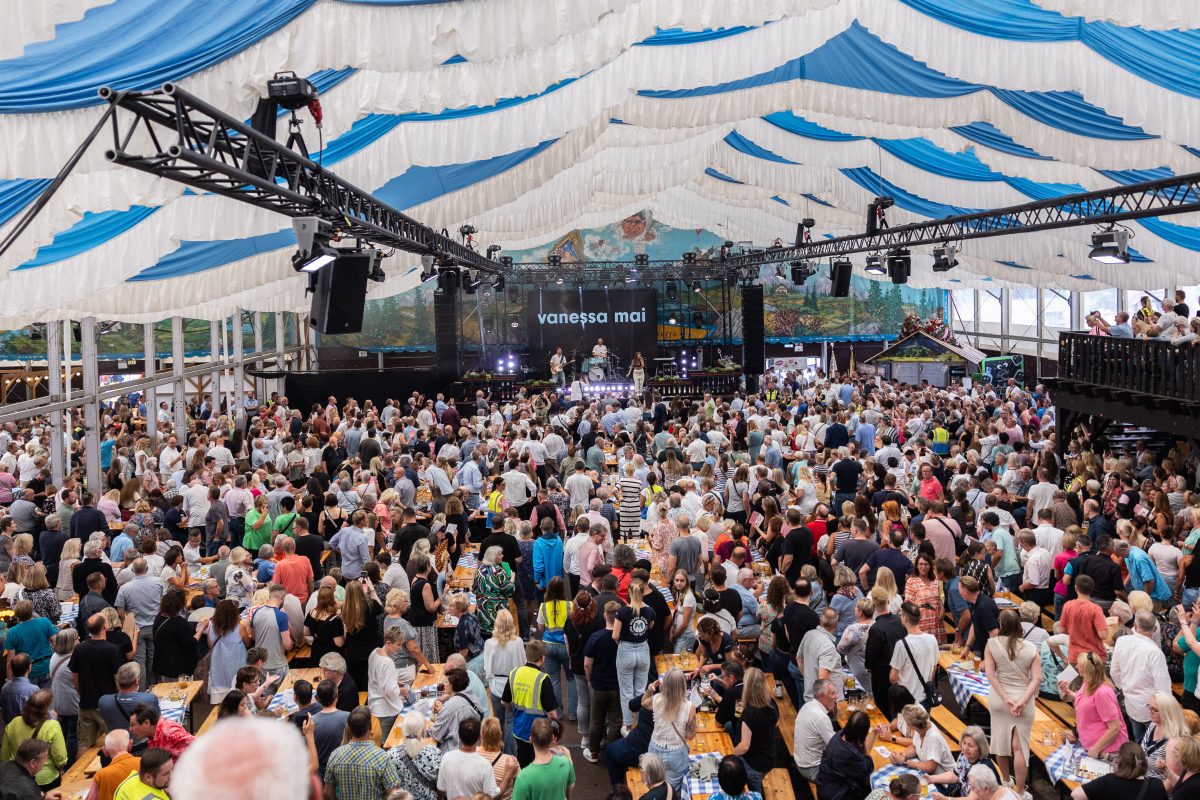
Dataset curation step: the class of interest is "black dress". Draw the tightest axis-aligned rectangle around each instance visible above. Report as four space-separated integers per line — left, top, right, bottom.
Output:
342 600 382 690
152 614 200 678
304 612 345 664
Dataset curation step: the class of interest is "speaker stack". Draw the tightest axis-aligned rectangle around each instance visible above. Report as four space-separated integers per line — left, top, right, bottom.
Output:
741 285 765 391
310 253 370 334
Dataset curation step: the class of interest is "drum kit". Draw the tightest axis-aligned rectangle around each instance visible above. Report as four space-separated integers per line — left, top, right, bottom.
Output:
582 352 621 381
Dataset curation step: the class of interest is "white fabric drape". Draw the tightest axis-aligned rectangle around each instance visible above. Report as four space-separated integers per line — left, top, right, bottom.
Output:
1030 0 1200 30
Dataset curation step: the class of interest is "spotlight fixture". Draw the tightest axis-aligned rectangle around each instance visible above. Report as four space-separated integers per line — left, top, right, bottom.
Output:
864 254 886 275
499 255 513 268
493 274 505 292
555 276 564 285
635 253 649 267
290 216 338 273
682 251 697 264
692 281 702 293
693 312 704 328
547 254 562 267
267 71 319 110
666 283 678 301
801 218 816 229
866 195 895 236
458 224 477 238
932 244 958 272
486 244 502 259
508 314 520 329
886 248 911 285
365 249 385 283
789 260 814 285
1089 228 1130 264
667 314 678 325
464 274 483 294
775 265 786 279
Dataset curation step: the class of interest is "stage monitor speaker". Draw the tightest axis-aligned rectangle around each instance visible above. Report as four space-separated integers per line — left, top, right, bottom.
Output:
741 284 765 375
309 253 370 335
434 288 461 375
830 259 852 297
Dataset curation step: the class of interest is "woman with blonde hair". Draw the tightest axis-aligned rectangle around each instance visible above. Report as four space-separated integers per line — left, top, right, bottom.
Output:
874 566 902 614
476 716 520 800
1061 652 1129 757
97 488 121 523
19 563 59 623
1139 691 1190 781
614 580 655 728
887 704 956 788
483 609 525 755
54 538 81 601
793 465 818 516
646 668 696 798
984 609 1040 796
385 711 441 800
731 668 778 794
647 503 675 575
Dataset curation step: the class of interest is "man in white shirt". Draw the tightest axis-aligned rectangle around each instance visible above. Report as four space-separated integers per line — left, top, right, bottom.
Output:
207 432 235 471
1031 508 1065 557
1017 531 1054 609
564 462 593 511
1024 468 1058 521
182 476 211 535
793 678 837 781
1110 611 1172 742
501 461 537 516
591 338 608 358
798 607 843 702
563 520 592 596
888 602 939 706
437 718 499 800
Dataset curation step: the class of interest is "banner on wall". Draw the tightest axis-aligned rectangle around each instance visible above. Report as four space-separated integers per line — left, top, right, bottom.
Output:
526 289 658 369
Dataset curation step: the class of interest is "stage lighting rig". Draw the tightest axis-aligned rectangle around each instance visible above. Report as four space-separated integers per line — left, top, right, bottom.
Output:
932 244 958 272
866 196 895 236
666 283 678 301
291 217 338 273
683 251 697 264
486 244 502 259
692 281 702 293
864 254 886 276
635 253 649 267
789 260 815 285
547 254 562 267
267 71 318 111
1089 227 1130 264
364 248 386 283
887 248 911 284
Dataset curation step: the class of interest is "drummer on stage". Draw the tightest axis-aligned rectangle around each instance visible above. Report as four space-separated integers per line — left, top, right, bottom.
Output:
628 351 646 394
549 347 567 387
592 338 608 358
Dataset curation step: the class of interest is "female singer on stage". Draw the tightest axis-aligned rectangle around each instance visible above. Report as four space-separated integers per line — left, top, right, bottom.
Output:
628 351 646 394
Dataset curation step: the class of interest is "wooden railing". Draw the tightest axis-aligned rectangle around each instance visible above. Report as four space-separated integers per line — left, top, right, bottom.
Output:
1058 332 1200 402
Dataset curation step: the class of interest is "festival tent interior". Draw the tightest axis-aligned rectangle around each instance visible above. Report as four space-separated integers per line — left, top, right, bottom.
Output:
1 0 1200 334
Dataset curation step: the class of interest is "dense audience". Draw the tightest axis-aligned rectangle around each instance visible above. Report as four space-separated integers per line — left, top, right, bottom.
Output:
0 354 1198 800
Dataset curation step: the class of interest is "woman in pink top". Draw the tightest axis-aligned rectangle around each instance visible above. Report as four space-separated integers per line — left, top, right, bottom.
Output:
1061 652 1128 758
1051 530 1079 619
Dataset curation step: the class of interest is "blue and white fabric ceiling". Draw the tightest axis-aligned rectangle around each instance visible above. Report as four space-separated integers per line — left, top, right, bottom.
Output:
2 0 1200 326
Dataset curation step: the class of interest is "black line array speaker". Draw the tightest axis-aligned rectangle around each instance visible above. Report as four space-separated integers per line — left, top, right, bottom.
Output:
830 259 852 297
434 288 461 374
741 284 765 375
309 253 369 335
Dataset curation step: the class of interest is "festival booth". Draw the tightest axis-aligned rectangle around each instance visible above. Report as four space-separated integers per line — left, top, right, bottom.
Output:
864 319 984 388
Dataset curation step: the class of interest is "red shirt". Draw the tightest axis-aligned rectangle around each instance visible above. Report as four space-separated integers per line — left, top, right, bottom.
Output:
1060 598 1108 668
273 553 314 604
149 717 194 759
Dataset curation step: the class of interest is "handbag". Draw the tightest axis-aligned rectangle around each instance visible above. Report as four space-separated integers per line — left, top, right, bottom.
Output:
900 636 943 710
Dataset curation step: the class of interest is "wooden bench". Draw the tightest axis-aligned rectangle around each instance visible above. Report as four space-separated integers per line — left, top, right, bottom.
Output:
289 642 312 662
61 746 102 785
775 692 797 756
762 767 794 800
1038 697 1076 728
930 705 965 752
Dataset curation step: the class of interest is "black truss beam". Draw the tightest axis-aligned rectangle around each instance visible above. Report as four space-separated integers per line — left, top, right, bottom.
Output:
500 258 740 283
724 170 1200 267
99 84 499 274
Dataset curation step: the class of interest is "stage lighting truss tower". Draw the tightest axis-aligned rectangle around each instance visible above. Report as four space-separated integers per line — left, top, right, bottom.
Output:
97 83 499 274
720 171 1200 268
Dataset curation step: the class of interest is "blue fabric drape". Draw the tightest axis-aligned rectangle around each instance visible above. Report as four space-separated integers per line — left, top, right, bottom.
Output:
724 131 798 164
0 0 316 113
15 206 161 270
762 112 864 142
704 167 743 184
129 229 293 281
988 90 1156 141
874 138 1001 182
638 26 758 46
950 122 1053 160
374 139 557 211
0 178 51 227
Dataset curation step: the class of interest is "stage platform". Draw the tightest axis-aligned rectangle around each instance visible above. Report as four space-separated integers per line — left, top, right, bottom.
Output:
459 370 741 402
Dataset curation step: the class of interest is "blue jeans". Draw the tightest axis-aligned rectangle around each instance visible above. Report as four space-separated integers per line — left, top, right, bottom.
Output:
788 659 805 708
576 677 591 745
605 732 645 785
649 742 690 799
229 517 245 550
492 692 515 755
616 641 650 727
673 630 696 655
543 641 577 721
771 649 800 709
742 759 765 795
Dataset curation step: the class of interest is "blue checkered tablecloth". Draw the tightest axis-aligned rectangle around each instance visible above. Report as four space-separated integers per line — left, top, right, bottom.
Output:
159 699 188 725
456 554 478 570
1045 743 1089 785
685 752 725 798
636 548 652 561
994 596 1016 608
872 763 925 790
658 585 674 604
266 689 297 715
60 602 78 625
945 664 991 707
750 548 763 561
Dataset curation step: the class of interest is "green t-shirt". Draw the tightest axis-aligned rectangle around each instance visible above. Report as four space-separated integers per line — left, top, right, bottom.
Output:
272 512 298 538
243 509 273 553
512 755 575 800
1178 632 1200 694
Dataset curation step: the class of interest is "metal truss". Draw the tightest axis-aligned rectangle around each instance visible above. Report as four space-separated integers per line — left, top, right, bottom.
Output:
723 170 1200 267
100 83 500 273
500 258 741 284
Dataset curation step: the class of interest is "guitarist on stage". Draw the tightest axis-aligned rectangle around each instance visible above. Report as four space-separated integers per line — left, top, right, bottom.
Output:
549 347 567 387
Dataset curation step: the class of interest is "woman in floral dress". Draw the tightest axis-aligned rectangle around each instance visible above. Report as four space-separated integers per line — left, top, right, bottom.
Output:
647 504 676 576
903 552 944 643
472 546 515 636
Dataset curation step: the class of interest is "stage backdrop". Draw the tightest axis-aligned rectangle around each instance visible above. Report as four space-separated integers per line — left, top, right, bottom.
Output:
525 289 657 371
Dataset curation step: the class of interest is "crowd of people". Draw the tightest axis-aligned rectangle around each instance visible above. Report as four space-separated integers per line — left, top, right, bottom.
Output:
0 364 1197 800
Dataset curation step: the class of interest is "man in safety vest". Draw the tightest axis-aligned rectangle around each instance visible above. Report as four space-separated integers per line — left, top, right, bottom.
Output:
501 640 559 767
931 419 950 456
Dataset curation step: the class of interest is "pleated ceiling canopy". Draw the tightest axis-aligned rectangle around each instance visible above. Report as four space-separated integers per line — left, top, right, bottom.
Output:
1 0 1200 327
